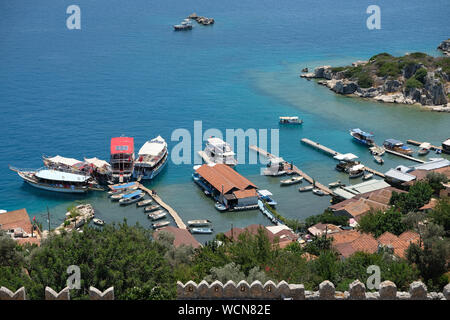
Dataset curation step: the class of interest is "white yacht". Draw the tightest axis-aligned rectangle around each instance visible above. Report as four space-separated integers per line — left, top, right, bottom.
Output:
202 137 238 166
133 136 168 180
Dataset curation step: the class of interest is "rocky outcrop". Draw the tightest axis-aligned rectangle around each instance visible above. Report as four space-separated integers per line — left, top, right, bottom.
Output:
188 13 214 25
438 39 450 56
53 204 95 235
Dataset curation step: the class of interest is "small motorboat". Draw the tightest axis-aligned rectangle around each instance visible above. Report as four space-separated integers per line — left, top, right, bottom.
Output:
92 218 105 226
280 176 303 186
328 180 342 188
137 199 152 207
214 202 227 211
369 146 385 156
187 219 212 227
148 210 167 221
299 185 314 192
373 155 384 165
312 188 325 196
204 190 211 196
152 221 170 229
347 164 365 179
418 142 431 156
362 172 374 180
119 191 144 205
257 190 277 206
190 227 214 234
173 19 193 31
144 204 159 213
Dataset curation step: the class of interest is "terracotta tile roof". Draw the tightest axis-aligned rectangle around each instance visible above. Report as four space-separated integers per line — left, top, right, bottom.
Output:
330 230 361 245
233 189 257 199
224 224 275 242
419 198 438 211
350 234 378 254
196 164 257 194
377 231 420 258
308 223 341 237
154 226 201 249
0 209 41 246
398 230 420 243
377 232 398 244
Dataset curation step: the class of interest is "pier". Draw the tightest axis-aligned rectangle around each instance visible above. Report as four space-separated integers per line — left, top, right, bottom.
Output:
137 183 187 229
250 145 333 195
383 149 425 163
300 138 385 178
407 139 443 152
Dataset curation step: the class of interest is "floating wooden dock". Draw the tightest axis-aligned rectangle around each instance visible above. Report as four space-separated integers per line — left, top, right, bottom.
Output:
300 138 385 178
138 183 187 229
250 145 333 195
407 139 443 152
383 149 425 164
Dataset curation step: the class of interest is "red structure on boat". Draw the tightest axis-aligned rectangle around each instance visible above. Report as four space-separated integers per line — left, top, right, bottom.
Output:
110 137 135 183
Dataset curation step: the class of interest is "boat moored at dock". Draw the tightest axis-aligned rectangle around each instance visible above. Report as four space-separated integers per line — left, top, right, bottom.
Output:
137 199 152 207
110 137 135 183
148 210 167 221
441 138 450 154
299 185 314 192
152 221 170 229
350 128 374 146
418 142 431 156
144 204 159 213
119 190 144 205
280 176 303 186
202 137 238 166
10 166 92 193
108 182 139 194
133 136 168 180
256 190 277 206
190 227 213 234
383 139 413 155
348 164 365 179
187 219 212 227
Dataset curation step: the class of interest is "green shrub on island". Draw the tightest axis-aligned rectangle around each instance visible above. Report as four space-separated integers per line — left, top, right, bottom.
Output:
406 77 424 89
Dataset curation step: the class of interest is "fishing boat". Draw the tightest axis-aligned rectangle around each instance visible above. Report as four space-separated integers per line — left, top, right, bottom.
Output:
350 128 374 146
280 176 303 186
333 153 359 172
383 139 413 155
133 136 168 180
328 180 342 188
442 138 450 154
418 142 431 156
152 221 170 229
203 137 238 166
190 227 213 234
373 155 384 165
348 164 365 179
148 210 167 221
257 190 277 206
187 219 212 227
10 166 91 193
93 218 105 226
119 191 144 205
110 137 135 183
43 155 88 174
262 157 286 176
312 188 325 196
363 172 374 180
137 199 152 207
279 116 303 124
144 204 159 213
173 19 193 31
299 185 314 192
214 202 227 211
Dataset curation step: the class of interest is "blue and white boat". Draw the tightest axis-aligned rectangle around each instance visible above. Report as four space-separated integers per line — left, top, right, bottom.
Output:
133 136 168 180
119 190 144 205
257 189 277 206
190 227 214 234
350 128 374 146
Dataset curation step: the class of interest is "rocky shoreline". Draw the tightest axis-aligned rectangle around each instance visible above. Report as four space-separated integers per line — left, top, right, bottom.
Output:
301 49 450 112
438 39 450 56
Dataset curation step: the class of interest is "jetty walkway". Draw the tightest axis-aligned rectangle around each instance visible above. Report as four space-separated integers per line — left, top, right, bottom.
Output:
300 138 385 178
138 183 187 229
250 145 333 195
407 139 443 152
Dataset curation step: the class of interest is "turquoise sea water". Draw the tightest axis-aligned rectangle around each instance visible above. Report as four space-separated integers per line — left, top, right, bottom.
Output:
1 0 449 241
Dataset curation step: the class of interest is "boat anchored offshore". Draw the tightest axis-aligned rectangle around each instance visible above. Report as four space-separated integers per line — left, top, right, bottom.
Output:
383 139 413 155
133 136 168 180
203 137 238 166
187 219 212 227
119 191 144 205
350 128 374 146
280 176 303 186
279 116 303 124
190 227 213 234
148 210 167 221
173 19 193 31
10 166 92 193
373 155 384 165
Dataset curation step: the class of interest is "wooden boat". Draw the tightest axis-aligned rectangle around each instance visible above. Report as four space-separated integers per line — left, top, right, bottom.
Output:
348 164 365 179
144 204 159 213
187 219 212 227
312 188 325 196
383 139 413 155
280 176 303 186
299 185 314 192
279 116 303 124
350 128 374 146
137 199 152 207
214 202 227 211
92 218 105 226
363 173 374 180
418 142 431 156
152 221 170 229
190 227 213 234
148 210 167 221
373 155 384 165
328 180 342 188
119 191 144 205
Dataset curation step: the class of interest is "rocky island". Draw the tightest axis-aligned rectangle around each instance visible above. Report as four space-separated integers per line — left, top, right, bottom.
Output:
301 51 450 111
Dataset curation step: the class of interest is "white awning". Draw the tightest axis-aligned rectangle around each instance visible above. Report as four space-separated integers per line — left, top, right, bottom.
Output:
419 142 431 149
85 157 111 169
138 136 167 156
442 139 450 147
350 164 365 171
333 153 358 161
46 155 82 167
36 169 89 183
257 189 273 197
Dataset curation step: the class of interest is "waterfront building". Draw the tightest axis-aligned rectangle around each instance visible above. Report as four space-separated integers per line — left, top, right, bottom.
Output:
0 208 41 246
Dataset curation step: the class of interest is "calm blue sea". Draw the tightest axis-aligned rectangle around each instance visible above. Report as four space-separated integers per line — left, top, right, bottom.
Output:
1 0 449 239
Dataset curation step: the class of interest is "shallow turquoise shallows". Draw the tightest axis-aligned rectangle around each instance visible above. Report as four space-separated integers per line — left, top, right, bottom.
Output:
1 0 449 242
